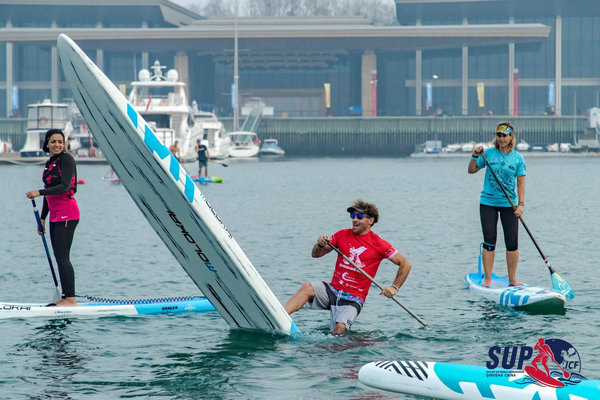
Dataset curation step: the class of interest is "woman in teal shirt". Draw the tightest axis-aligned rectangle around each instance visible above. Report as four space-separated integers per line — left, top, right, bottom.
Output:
468 122 526 287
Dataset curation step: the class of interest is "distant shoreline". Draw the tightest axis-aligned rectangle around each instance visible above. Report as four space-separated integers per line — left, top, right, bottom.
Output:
410 151 600 158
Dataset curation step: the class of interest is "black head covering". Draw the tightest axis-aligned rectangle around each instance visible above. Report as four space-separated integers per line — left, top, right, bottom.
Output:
42 129 65 153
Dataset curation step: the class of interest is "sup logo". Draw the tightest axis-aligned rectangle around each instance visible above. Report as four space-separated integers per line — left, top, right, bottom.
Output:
486 338 586 387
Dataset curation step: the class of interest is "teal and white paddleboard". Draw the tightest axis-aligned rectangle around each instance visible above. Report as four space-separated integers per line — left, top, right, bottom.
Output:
359 360 599 400
0 296 214 320
57 34 298 335
464 247 566 312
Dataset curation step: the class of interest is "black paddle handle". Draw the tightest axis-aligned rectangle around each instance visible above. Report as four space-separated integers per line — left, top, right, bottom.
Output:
480 154 555 273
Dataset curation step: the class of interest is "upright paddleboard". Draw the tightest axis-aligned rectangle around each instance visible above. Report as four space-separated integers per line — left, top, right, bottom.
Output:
359 360 599 400
0 296 214 320
464 247 566 312
57 34 298 335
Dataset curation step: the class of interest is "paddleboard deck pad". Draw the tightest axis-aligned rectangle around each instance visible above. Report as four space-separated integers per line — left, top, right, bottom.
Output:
359 360 599 400
0 296 214 319
57 34 298 335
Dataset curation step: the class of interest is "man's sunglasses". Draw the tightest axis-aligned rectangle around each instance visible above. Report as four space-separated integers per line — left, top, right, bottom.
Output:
350 212 370 220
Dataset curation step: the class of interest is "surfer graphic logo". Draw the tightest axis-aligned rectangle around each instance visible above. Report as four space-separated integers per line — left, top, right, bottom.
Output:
524 338 582 388
486 338 586 387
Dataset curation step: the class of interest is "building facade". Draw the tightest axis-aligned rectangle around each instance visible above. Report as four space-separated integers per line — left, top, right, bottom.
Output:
1 0 598 119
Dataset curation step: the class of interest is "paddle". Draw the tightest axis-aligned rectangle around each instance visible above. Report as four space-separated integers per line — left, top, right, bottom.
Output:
480 153 574 300
326 241 429 328
30 199 62 301
209 160 228 167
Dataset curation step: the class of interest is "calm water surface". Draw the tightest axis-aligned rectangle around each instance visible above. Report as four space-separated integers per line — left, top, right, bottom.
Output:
1 156 599 399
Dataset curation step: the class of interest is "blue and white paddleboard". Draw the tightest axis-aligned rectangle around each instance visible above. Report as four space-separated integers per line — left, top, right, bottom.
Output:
57 34 299 335
191 176 223 183
464 247 566 312
359 360 600 400
464 273 566 311
0 296 214 320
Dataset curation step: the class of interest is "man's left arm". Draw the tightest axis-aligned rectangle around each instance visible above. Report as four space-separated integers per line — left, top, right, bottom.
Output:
380 252 412 298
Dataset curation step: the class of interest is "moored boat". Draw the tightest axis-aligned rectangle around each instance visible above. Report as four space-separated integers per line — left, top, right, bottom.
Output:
128 60 201 162
228 131 261 158
259 138 285 156
21 99 73 160
191 101 231 160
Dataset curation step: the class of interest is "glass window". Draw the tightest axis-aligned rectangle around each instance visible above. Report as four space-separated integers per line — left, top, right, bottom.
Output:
14 44 51 81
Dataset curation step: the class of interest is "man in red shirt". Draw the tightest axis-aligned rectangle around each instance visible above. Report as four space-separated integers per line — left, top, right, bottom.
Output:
284 200 412 335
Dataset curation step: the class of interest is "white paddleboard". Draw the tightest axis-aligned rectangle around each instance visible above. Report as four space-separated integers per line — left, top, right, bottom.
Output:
464 246 566 312
359 360 599 400
0 297 214 320
57 34 299 335
464 272 566 311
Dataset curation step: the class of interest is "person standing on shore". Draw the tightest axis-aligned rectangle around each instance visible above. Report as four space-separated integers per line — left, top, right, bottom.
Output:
468 122 526 287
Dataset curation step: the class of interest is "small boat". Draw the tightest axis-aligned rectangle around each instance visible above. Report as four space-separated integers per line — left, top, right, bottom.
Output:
464 246 566 312
359 360 599 399
560 143 571 152
547 142 559 152
443 143 462 153
0 296 214 320
128 60 201 162
21 99 74 159
228 131 261 158
191 101 231 160
516 139 530 152
259 138 285 156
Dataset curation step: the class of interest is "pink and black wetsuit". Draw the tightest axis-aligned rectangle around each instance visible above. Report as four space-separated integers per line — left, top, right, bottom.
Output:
39 151 79 298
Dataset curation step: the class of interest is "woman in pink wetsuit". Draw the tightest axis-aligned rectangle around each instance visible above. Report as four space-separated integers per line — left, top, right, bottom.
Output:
26 129 80 307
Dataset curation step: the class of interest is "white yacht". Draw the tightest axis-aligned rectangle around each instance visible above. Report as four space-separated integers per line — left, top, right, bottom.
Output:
191 101 230 160
22 99 73 157
128 60 200 162
228 131 261 158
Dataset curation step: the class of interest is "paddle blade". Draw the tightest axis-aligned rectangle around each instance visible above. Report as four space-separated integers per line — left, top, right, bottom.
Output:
551 272 574 300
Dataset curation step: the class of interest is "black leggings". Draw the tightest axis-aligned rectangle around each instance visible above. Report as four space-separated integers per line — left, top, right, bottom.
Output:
480 204 518 252
49 220 79 298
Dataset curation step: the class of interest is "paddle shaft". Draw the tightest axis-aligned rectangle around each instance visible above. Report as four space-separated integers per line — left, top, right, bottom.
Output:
209 160 228 167
480 154 555 273
327 242 429 328
31 199 60 288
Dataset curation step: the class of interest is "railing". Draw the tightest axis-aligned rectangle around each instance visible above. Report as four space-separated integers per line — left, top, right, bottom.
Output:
3 116 587 157
227 115 587 157
0 118 27 151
